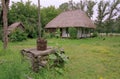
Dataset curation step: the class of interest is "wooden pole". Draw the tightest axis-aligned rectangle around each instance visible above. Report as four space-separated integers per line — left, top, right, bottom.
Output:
37 0 47 51
38 0 41 38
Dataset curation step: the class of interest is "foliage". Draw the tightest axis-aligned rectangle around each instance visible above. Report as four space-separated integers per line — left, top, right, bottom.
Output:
96 0 120 33
0 49 30 79
55 29 61 38
59 0 120 33
92 31 98 37
8 1 38 38
41 6 61 28
59 2 69 11
9 28 27 42
44 32 55 39
69 27 77 39
59 0 96 19
48 48 68 68
8 2 61 38
96 1 109 32
43 32 51 39
43 29 61 39
86 1 96 18
76 0 86 11
113 16 120 33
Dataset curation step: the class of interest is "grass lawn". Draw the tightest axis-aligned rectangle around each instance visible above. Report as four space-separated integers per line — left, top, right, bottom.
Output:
0 36 120 79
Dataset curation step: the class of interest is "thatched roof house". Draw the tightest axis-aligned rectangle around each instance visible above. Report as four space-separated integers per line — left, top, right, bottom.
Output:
45 10 96 38
8 22 25 34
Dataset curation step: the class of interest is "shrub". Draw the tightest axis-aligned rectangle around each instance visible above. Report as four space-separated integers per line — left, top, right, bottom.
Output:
92 31 98 37
9 28 27 42
55 29 61 38
48 48 69 68
43 31 53 39
50 33 55 38
43 32 56 39
27 28 37 38
69 27 77 39
43 29 61 39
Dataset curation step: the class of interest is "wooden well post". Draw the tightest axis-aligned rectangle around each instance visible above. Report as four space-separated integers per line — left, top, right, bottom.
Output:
37 0 47 51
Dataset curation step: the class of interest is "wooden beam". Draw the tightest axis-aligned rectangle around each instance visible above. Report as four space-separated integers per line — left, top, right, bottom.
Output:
38 0 41 38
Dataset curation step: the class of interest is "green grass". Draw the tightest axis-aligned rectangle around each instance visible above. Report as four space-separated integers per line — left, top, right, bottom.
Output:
0 36 120 79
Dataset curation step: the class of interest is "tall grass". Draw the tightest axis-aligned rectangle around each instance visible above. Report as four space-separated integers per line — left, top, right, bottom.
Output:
0 49 30 79
0 37 120 79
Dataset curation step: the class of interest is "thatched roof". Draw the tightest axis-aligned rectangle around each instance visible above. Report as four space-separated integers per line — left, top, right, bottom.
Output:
8 22 24 34
45 10 96 29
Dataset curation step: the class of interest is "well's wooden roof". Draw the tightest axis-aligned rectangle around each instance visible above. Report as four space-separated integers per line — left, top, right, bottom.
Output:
45 10 96 29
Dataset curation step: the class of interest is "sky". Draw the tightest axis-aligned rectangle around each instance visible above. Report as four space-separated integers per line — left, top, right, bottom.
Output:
10 0 112 7
10 0 80 8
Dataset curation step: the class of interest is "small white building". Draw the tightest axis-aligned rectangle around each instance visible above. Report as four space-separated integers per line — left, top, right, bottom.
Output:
45 10 96 38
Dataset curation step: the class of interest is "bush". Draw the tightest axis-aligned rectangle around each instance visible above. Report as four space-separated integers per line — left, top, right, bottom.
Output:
26 28 37 38
55 29 61 38
69 27 77 39
9 28 27 42
48 48 69 68
43 31 53 39
44 32 56 39
92 32 98 37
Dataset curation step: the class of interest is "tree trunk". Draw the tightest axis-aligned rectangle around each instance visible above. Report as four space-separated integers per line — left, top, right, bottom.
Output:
2 0 9 49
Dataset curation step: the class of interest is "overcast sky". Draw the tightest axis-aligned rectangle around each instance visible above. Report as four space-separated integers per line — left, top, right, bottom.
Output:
10 0 112 7
10 0 81 7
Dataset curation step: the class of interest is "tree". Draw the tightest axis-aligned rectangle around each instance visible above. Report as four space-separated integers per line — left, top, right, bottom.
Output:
76 0 86 11
96 0 120 33
41 6 61 28
115 16 120 32
107 0 120 21
59 0 77 11
105 0 120 33
8 1 61 38
59 0 96 19
96 1 109 32
2 0 9 49
59 2 69 11
8 1 38 38
86 1 96 18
